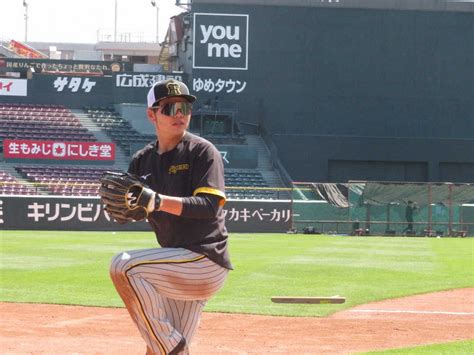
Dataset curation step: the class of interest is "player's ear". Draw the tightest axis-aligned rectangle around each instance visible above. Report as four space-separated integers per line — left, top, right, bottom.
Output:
147 108 156 123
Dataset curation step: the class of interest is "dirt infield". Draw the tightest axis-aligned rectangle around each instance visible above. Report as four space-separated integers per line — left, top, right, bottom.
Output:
1 288 473 354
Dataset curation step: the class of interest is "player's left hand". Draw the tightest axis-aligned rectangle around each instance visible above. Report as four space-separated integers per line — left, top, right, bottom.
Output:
99 171 158 224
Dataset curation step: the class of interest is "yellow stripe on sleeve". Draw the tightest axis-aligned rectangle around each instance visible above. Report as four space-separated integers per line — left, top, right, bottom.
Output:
193 187 227 206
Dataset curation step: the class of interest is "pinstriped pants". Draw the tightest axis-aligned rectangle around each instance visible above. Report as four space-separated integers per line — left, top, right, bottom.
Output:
110 248 229 355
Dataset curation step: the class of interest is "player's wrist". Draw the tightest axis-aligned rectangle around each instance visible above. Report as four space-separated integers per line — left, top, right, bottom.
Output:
142 188 156 213
154 193 162 211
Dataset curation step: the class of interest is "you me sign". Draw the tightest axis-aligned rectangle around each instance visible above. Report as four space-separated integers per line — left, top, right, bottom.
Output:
193 13 249 70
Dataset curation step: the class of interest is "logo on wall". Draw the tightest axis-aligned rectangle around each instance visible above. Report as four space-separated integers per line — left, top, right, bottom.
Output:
110 63 121 72
52 143 66 157
115 73 184 88
193 13 249 70
53 77 97 93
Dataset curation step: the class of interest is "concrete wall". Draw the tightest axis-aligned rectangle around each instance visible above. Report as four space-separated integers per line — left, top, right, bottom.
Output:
115 103 151 134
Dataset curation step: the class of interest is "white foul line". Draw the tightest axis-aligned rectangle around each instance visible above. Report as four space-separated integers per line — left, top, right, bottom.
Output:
350 309 474 316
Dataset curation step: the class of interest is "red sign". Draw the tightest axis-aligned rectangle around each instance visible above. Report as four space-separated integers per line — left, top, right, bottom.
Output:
4 139 115 161
9 40 47 59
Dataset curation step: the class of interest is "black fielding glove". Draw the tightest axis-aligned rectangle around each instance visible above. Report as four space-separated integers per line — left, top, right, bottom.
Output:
99 171 156 224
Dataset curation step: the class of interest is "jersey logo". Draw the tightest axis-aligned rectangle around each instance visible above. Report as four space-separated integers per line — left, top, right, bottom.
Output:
168 163 189 175
140 173 152 181
167 81 182 96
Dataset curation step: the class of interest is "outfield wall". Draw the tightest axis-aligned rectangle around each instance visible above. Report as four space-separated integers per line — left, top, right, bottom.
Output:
0 196 291 233
1 195 472 235
0 72 188 108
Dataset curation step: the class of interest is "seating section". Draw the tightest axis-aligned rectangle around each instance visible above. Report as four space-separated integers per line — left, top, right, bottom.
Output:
226 188 277 200
0 104 96 152
225 170 276 199
0 170 37 195
85 107 155 156
225 170 268 188
84 107 246 156
8 165 274 198
1 105 280 199
15 165 117 196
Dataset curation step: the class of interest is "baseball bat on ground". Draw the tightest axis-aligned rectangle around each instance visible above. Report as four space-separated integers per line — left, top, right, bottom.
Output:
271 296 346 304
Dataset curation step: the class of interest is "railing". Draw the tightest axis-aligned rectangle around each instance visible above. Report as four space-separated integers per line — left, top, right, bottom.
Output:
96 30 159 43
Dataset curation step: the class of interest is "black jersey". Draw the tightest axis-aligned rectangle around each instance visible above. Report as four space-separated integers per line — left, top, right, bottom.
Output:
128 132 232 270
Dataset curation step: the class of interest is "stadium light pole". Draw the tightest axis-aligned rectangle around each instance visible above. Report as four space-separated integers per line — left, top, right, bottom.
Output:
23 0 29 42
151 1 159 43
114 0 118 41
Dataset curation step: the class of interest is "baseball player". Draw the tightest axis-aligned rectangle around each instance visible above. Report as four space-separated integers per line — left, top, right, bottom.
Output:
102 79 232 354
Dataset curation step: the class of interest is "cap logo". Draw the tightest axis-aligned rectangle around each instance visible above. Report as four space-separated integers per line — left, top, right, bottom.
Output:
167 82 182 96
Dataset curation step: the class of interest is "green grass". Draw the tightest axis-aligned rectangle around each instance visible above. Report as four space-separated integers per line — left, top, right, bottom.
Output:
0 231 473 318
361 339 474 354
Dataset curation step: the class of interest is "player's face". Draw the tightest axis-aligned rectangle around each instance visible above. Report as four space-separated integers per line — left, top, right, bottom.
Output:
148 97 192 137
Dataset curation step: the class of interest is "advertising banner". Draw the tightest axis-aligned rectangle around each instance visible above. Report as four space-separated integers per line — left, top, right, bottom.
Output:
0 196 292 233
4 139 115 161
114 73 186 88
192 76 247 95
113 72 190 105
32 73 113 95
191 12 250 98
50 76 102 94
193 13 249 70
0 72 191 108
30 74 113 108
0 78 27 96
224 200 292 233
8 40 47 59
0 58 131 74
0 196 147 232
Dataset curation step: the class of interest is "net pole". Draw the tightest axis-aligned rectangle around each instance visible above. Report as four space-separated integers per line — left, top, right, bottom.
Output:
386 203 391 233
366 203 371 232
448 184 453 235
290 185 295 231
348 182 352 224
428 184 433 233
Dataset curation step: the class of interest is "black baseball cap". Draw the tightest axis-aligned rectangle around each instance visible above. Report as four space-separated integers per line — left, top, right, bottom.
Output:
147 79 197 108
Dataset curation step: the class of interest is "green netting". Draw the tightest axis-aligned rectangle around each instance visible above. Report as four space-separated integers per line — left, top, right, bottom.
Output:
358 182 474 206
348 202 459 235
292 201 350 233
348 182 471 235
291 186 350 233
291 182 474 236
461 205 474 235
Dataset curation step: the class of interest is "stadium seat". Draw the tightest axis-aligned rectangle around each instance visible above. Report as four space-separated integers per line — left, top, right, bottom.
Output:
13 165 125 197
223 170 272 199
84 106 155 156
0 104 96 142
0 170 37 195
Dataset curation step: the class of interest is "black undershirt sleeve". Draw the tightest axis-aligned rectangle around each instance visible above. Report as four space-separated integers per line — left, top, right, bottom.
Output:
180 194 222 219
